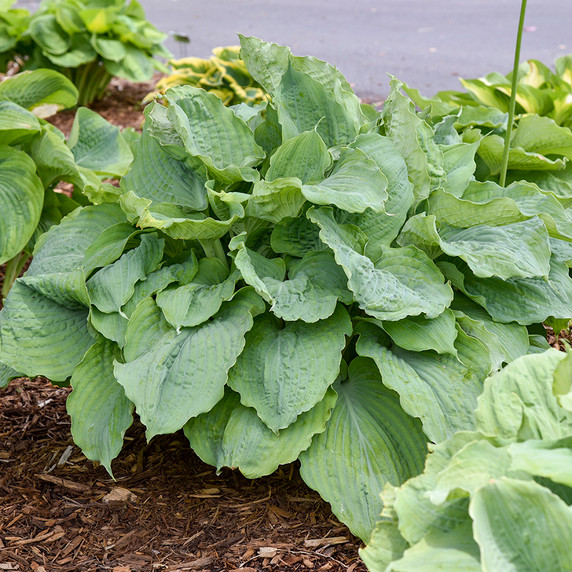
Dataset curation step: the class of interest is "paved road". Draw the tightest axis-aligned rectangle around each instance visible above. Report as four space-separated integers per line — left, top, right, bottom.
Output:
16 0 572 100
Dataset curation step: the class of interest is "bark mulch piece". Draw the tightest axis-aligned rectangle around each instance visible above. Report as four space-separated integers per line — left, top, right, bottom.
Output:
0 378 367 572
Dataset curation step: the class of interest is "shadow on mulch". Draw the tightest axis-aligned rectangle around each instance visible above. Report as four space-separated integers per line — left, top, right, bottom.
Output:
0 378 366 572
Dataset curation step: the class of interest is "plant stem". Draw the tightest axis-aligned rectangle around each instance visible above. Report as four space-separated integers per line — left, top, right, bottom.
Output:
499 0 528 187
199 238 229 271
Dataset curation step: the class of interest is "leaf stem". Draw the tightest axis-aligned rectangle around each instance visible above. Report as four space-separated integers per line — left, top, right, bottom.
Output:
199 238 229 271
499 0 528 187
1 251 29 300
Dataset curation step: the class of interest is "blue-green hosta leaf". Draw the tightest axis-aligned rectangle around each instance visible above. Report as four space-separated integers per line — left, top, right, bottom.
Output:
475 349 572 441
0 69 78 117
121 127 208 211
119 190 245 240
382 76 445 204
270 215 325 257
0 145 44 265
114 288 265 439
274 63 360 147
164 85 265 184
156 258 239 330
227 306 351 432
19 269 89 308
347 133 414 258
265 129 331 183
440 140 480 197
299 358 428 542
461 180 572 242
400 213 551 280
301 147 388 213
309 207 453 321
0 102 42 145
67 107 133 177
185 386 337 478
87 233 164 315
245 177 306 223
439 258 572 325
470 478 572 572
0 361 21 389
511 114 572 160
356 322 486 442
385 524 482 572
26 203 127 277
379 308 459 356
478 133 567 175
0 280 93 382
234 245 351 322
67 337 133 475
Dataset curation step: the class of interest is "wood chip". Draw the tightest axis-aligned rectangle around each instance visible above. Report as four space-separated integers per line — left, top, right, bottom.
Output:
258 546 278 558
164 556 214 571
304 536 349 548
36 474 90 493
102 487 137 503
0 564 19 571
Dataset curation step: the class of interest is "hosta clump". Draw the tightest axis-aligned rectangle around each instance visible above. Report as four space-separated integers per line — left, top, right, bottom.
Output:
0 68 134 300
361 348 572 572
2 0 170 106
1 36 572 542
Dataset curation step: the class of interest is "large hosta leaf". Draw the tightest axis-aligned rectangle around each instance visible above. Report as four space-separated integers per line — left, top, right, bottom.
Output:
0 101 42 145
227 306 351 432
114 288 265 439
0 145 44 265
299 358 427 542
470 478 572 572
184 387 337 478
309 207 453 321
356 322 486 442
67 337 133 474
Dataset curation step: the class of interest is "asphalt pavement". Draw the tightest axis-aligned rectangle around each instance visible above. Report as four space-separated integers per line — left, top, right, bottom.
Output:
15 0 572 100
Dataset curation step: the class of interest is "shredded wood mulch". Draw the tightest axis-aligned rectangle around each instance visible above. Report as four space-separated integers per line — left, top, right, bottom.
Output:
0 378 367 572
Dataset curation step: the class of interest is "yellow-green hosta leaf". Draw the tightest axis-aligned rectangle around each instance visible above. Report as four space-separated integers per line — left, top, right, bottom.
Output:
68 336 133 475
0 361 21 390
114 288 265 440
265 129 331 183
0 145 44 265
67 107 133 177
91 36 126 62
301 148 388 213
470 478 572 572
270 215 326 257
245 177 305 223
309 207 453 321
511 114 572 160
227 306 351 432
356 322 485 442
440 140 480 197
359 521 409 572
299 358 428 542
46 34 96 68
184 386 337 478
0 102 41 145
121 128 208 212
29 14 70 56
86 233 164 315
104 44 155 82
440 258 572 325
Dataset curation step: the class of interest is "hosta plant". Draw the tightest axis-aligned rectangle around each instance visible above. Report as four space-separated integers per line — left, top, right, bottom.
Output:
1 37 572 542
0 0 29 71
145 45 266 106
361 348 572 572
0 68 134 300
2 0 171 106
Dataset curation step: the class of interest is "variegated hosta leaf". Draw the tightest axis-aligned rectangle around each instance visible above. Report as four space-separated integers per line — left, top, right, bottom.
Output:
265 129 331 183
301 147 388 213
381 76 445 204
67 107 133 177
439 257 572 325
156 258 239 329
121 127 208 211
234 244 351 322
184 387 337 478
67 337 133 474
470 478 572 572
114 288 265 440
0 145 44 265
356 322 486 442
0 280 94 382
379 308 458 356
475 349 572 441
163 85 265 184
227 306 351 432
399 212 552 280
309 207 453 321
299 358 428 542
87 233 164 315
0 69 78 116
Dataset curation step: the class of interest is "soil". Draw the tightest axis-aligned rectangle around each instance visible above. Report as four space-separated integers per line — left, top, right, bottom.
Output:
1 78 368 572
